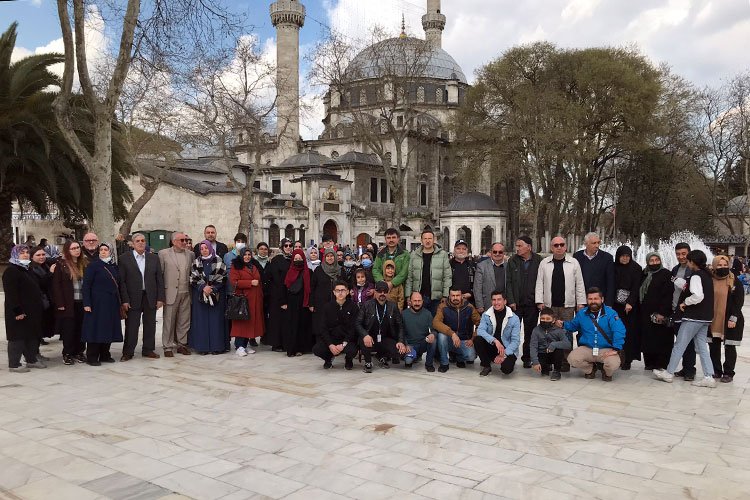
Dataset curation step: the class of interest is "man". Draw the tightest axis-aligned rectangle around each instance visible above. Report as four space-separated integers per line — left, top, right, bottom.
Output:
406 229 452 315
372 227 410 294
312 280 359 370
193 225 228 258
356 281 407 373
159 232 194 356
474 242 508 313
402 292 437 372
535 237 586 321
81 232 100 260
119 233 165 361
223 233 248 270
671 242 695 381
474 290 521 376
433 287 481 372
562 287 625 381
450 239 475 304
507 236 543 368
573 232 615 306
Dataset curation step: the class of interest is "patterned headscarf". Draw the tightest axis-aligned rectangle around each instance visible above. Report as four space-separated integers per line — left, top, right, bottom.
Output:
198 239 216 261
9 244 30 268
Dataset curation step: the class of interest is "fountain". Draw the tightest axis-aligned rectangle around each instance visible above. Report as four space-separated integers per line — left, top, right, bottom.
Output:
598 231 715 269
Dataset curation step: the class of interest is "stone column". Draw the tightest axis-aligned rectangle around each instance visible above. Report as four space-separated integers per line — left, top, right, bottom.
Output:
422 0 446 49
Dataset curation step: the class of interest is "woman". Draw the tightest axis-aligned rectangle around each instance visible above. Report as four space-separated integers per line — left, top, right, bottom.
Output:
3 245 46 372
310 248 339 343
639 252 675 370
281 248 311 357
52 240 87 365
340 252 357 285
613 246 642 369
189 240 227 355
229 248 265 356
306 246 321 272
708 255 744 383
29 247 56 356
81 243 123 366
654 250 716 387
265 238 293 351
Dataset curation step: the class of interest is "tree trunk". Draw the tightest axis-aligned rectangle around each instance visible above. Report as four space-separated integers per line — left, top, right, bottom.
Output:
90 119 116 244
119 179 160 236
0 189 14 262
238 185 252 237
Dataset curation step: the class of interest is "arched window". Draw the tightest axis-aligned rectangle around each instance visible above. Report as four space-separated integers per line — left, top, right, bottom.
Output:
268 224 280 248
298 226 306 246
481 226 494 255
457 226 471 247
442 227 450 247
359 88 367 106
285 224 295 240
416 86 425 103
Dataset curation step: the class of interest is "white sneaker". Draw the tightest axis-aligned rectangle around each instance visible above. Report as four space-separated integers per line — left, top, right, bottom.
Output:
245 347 256 354
653 369 674 383
236 347 247 357
692 376 717 388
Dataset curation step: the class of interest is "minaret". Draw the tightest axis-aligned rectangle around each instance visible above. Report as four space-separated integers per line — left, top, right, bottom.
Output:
422 0 446 49
270 0 305 159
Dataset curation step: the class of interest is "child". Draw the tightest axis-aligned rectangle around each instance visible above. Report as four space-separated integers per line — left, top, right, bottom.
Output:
383 259 404 309
530 307 572 381
351 268 374 306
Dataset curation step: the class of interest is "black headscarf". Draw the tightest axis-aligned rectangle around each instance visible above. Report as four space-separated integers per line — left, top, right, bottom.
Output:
614 245 642 290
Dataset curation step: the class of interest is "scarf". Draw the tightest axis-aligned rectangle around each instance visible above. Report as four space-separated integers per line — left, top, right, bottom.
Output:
199 239 216 262
9 244 30 268
321 248 340 281
710 255 734 339
639 251 663 303
254 254 269 268
284 249 311 306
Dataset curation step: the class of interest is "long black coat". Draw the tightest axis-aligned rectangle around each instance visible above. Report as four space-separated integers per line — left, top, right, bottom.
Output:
2 264 44 341
263 254 291 347
30 263 55 336
82 259 123 343
310 266 335 339
639 269 674 354
614 258 643 361
723 276 744 344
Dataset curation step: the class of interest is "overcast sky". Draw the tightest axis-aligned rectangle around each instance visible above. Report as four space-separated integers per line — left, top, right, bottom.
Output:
6 0 750 139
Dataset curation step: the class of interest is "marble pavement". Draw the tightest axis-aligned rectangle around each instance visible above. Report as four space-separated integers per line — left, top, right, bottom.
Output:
1 306 750 500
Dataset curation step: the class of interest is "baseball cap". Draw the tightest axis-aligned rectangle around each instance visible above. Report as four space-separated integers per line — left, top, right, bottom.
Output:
374 281 390 292
454 239 469 248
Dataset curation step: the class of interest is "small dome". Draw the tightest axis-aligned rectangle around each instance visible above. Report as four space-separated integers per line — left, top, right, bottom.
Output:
346 37 467 84
278 150 331 168
444 192 501 212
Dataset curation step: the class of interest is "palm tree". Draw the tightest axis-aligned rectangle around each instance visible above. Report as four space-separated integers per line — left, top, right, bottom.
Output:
0 22 133 260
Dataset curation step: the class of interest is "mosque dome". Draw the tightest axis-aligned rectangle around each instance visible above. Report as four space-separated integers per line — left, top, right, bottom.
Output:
346 36 467 84
444 191 502 212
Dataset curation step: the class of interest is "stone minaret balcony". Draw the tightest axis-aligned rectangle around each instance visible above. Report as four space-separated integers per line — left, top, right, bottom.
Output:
270 0 305 28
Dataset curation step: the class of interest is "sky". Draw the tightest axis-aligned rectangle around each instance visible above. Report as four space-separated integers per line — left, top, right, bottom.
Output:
4 0 750 139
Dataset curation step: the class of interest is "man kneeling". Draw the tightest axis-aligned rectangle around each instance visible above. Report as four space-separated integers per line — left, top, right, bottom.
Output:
474 290 521 376
356 281 407 373
433 287 481 372
313 280 359 370
560 287 625 382
402 292 437 371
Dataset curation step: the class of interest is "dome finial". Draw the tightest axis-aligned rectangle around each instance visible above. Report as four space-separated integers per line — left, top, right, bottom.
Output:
399 14 407 38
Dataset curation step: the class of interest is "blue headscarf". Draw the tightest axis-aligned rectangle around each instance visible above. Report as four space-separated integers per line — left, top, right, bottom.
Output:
10 244 30 268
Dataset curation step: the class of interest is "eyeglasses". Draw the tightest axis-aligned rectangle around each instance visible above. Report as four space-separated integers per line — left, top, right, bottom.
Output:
492 251 504 255
552 243 566 248
84 239 98 243
283 243 292 247
334 289 348 293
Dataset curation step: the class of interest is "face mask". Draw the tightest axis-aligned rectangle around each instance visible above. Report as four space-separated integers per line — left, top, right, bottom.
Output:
18 259 31 266
648 264 661 271
344 260 355 268
293 260 304 268
362 259 372 268
715 268 730 277
235 242 245 251
539 321 553 329
101 256 112 263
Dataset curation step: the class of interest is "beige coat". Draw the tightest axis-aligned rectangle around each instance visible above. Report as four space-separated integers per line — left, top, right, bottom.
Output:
158 247 195 305
535 254 586 308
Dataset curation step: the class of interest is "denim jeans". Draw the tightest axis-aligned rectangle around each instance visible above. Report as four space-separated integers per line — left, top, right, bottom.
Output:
234 337 249 349
437 334 476 366
404 338 437 368
667 320 713 377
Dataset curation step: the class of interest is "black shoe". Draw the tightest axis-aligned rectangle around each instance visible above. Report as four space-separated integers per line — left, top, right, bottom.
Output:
560 362 571 372
479 366 491 376
674 370 685 377
438 364 449 373
101 357 116 363
75 353 86 363
63 355 74 366
249 339 258 347
456 361 466 368
87 360 101 366
363 362 372 373
523 360 532 369
345 358 353 370
378 357 390 369
448 353 457 363
425 365 435 373
601 372 613 382
550 371 561 381
621 362 631 371
541 370 550 377
404 362 413 369
683 374 695 382
323 361 332 369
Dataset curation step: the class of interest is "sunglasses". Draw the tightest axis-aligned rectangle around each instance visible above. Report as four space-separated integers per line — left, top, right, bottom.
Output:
552 243 566 248
492 251 504 255
178 238 188 242
283 243 292 247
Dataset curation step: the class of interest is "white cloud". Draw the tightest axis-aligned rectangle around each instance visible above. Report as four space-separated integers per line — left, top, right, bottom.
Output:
561 0 602 23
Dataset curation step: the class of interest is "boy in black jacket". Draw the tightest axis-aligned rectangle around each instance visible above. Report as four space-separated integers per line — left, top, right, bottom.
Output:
530 307 572 381
312 280 359 370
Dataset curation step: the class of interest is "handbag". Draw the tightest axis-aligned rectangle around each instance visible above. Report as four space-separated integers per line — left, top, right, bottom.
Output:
102 265 128 320
226 292 250 320
615 289 630 305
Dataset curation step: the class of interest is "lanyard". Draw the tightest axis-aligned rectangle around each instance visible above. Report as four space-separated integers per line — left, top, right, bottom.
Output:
375 303 387 325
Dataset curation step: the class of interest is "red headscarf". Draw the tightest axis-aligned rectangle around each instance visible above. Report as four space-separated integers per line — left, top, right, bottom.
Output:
284 248 311 306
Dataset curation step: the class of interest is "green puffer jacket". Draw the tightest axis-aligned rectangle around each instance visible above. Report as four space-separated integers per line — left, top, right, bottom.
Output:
405 245 452 301
372 245 410 287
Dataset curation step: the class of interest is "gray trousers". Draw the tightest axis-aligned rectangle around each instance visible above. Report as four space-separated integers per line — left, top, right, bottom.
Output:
8 337 38 368
162 292 191 351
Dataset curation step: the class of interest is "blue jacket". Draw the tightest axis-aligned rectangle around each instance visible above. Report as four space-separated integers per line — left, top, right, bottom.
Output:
562 305 625 350
476 307 521 357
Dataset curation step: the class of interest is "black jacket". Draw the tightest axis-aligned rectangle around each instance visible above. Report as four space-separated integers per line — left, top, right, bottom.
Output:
355 299 404 343
310 266 335 310
573 250 615 306
118 250 166 308
320 299 359 345
506 253 542 306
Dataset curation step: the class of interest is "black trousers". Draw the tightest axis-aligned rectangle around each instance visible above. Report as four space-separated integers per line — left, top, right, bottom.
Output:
123 294 157 356
358 336 399 364
59 301 85 356
709 340 737 377
475 336 517 373
517 304 539 363
643 351 670 370
8 337 39 367
87 342 112 363
313 339 358 362
538 349 565 373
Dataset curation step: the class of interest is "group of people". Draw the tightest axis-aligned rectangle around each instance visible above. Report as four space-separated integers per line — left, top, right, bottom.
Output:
3 226 743 389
